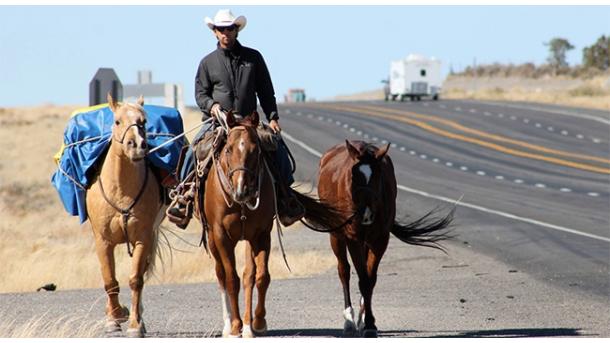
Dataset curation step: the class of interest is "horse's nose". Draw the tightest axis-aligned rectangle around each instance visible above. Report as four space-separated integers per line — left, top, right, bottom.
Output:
235 182 248 201
362 207 374 225
140 141 147 150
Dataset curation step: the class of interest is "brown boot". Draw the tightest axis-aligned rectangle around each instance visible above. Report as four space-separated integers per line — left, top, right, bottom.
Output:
277 188 305 227
166 187 194 229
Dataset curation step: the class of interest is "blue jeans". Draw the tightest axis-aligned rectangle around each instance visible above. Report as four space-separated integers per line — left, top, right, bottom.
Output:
179 124 294 185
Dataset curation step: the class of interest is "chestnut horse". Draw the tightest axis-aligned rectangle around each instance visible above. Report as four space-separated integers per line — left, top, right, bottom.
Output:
196 111 339 338
86 94 166 337
317 140 453 337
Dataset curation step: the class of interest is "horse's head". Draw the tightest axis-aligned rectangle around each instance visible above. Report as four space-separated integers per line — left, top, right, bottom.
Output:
108 93 148 162
346 140 390 226
220 111 262 203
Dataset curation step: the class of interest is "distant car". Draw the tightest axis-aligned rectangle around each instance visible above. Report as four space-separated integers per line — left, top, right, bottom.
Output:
285 88 306 103
389 54 441 101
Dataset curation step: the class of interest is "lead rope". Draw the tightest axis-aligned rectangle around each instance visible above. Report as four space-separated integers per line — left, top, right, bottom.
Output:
98 163 149 258
263 158 291 272
147 119 211 155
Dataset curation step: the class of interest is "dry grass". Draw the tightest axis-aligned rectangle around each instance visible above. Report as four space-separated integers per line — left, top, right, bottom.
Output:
332 73 610 111
0 311 102 338
0 105 335 295
443 73 610 111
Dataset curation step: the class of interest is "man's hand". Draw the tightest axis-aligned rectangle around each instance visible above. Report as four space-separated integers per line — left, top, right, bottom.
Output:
210 103 221 118
269 119 281 133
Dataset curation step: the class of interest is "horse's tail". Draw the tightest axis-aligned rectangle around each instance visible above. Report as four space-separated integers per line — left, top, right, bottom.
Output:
145 204 169 281
391 206 455 253
293 191 348 233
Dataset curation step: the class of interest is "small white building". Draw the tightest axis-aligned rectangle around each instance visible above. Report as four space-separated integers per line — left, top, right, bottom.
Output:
388 54 442 101
123 70 185 112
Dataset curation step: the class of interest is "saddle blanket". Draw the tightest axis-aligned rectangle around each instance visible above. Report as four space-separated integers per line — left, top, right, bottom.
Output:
51 104 186 223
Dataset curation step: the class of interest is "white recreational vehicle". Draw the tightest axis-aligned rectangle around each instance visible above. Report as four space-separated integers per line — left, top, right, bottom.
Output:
387 54 442 101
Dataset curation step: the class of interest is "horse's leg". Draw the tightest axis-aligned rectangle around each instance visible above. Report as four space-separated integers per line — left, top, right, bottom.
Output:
94 239 127 334
358 234 389 338
209 234 230 337
126 239 150 338
330 234 356 336
241 240 256 338
346 240 373 337
251 230 271 336
211 232 242 337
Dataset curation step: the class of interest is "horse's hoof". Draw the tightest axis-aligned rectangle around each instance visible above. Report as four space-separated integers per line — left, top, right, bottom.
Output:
361 329 378 338
343 321 358 337
126 321 146 338
222 328 241 338
242 325 254 338
113 305 130 323
104 320 122 334
252 318 267 336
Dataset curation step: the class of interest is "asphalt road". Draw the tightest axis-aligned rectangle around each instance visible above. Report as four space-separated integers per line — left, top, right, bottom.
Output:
1 99 608 338
281 99 609 295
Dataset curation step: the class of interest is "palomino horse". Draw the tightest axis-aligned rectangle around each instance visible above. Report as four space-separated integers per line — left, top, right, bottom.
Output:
196 111 339 338
86 94 165 337
317 140 453 337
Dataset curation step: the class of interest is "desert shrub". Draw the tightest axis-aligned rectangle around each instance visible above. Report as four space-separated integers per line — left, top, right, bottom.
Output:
568 85 606 97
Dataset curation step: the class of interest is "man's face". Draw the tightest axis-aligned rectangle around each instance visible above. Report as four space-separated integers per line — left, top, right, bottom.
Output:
214 25 238 48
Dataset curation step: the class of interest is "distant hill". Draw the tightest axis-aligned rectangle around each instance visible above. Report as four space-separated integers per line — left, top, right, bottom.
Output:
331 69 610 111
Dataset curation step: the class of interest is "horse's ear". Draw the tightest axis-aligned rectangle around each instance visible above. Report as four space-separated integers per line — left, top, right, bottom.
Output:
136 95 144 106
249 111 259 127
375 143 391 160
345 140 360 160
107 92 118 113
226 110 237 128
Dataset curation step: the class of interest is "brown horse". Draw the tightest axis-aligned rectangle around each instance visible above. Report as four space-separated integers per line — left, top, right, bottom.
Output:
195 111 340 338
86 94 166 337
317 140 454 337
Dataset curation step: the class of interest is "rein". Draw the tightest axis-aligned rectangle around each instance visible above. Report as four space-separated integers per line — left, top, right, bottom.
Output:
211 126 264 242
98 161 149 258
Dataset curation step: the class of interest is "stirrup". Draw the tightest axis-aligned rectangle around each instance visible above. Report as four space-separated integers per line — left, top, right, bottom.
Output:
166 198 193 229
278 197 305 227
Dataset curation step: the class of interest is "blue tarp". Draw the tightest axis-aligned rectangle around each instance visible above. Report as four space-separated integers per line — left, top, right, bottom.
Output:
51 104 186 223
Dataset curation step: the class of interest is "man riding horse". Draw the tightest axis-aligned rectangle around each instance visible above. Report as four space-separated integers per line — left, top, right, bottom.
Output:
167 9 304 228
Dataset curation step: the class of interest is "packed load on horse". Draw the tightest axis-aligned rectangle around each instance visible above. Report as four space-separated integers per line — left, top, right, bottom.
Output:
51 96 186 222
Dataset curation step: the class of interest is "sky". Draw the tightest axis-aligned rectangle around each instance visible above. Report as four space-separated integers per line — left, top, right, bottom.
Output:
0 5 609 107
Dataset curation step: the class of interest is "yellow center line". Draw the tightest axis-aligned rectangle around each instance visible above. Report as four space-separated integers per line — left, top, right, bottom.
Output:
356 104 610 164
314 104 610 175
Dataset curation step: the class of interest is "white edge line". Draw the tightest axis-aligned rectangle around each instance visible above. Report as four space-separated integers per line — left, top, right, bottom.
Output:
474 100 610 126
282 131 322 158
396 184 610 243
282 130 610 244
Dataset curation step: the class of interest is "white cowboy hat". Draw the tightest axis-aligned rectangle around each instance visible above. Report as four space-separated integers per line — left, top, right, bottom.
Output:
205 9 247 31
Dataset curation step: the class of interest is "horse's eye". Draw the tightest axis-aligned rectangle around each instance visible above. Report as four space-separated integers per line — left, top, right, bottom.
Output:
114 120 120 126
225 148 231 155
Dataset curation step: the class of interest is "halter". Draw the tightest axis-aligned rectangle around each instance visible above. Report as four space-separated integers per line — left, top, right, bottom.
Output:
114 123 146 145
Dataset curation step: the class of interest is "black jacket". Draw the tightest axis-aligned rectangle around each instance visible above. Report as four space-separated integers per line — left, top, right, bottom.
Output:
195 41 279 121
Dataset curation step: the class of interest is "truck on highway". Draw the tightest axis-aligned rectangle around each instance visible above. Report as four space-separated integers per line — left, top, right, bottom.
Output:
388 54 442 101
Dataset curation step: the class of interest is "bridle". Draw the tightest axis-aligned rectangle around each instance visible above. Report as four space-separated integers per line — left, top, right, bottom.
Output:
213 126 263 211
